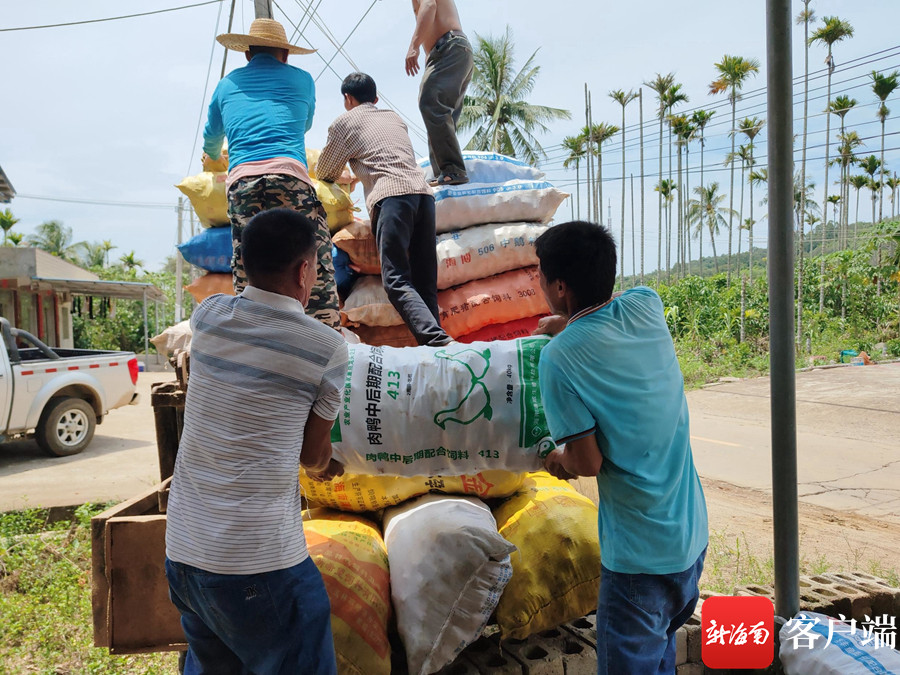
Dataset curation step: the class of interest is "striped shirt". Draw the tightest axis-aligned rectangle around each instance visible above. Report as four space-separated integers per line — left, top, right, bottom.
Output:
165 286 349 575
316 103 432 214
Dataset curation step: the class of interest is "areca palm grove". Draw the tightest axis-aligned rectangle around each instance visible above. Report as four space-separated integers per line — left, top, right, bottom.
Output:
870 70 899 221
709 54 760 286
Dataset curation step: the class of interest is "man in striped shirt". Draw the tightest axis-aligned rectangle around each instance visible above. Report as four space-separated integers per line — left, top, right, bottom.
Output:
317 72 452 346
165 208 348 674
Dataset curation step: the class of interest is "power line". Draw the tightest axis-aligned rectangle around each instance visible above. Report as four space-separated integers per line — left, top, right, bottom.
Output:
185 0 226 176
17 194 176 209
0 1 222 32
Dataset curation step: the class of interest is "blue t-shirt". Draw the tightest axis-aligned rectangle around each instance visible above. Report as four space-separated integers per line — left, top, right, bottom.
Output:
538 286 708 575
203 54 315 169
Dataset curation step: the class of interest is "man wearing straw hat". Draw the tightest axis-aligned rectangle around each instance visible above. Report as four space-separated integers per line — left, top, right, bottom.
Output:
201 18 340 331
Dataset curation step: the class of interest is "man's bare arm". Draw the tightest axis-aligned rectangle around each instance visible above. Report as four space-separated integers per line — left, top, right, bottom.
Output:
406 0 436 77
300 412 343 481
543 433 603 478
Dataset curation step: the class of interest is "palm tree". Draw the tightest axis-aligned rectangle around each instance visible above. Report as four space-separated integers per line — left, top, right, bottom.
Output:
726 144 754 277
886 174 900 219
119 251 145 271
691 110 715 277
710 54 761 286
669 114 692 278
676 117 697 276
663 84 689 280
459 27 571 164
101 239 117 268
834 132 864 251
688 183 734 276
797 1 815 297
849 173 869 235
870 70 899 221
655 178 676 274
562 135 586 220
584 123 619 229
859 155 882 227
76 242 107 269
0 209 19 246
7 233 24 247
610 89 638 290
739 117 765 281
810 16 854 234
829 96 857 250
645 73 676 285
26 221 81 260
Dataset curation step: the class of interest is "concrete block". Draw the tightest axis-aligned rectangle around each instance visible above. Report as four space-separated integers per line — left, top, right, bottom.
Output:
812 574 873 619
684 614 703 664
561 612 597 648
675 663 704 675
437 657 482 675
675 626 688 666
500 627 597 675
830 572 900 617
455 634 523 675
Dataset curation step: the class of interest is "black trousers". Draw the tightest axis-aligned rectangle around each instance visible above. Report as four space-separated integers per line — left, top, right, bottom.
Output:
372 194 451 346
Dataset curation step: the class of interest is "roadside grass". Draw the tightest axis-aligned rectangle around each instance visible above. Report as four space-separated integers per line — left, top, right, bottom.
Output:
701 530 900 595
0 505 177 674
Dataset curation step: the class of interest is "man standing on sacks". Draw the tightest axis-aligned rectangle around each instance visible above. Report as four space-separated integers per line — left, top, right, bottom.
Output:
201 18 340 330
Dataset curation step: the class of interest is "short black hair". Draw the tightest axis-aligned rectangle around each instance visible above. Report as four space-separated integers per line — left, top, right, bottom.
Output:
242 209 317 287
535 221 617 308
341 72 377 104
248 45 288 59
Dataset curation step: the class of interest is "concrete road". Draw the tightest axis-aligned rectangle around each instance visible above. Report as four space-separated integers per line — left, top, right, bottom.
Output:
688 361 900 524
1 362 898 519
0 372 173 511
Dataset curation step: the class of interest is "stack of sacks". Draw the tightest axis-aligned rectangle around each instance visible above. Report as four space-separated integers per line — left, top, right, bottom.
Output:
333 219 418 348
175 146 358 301
332 152 567 347
426 152 566 341
176 141 234 298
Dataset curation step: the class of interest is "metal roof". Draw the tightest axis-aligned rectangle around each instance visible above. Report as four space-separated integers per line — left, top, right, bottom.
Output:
0 165 15 203
30 277 166 302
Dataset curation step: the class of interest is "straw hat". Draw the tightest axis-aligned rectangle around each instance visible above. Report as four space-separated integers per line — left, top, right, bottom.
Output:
217 18 315 55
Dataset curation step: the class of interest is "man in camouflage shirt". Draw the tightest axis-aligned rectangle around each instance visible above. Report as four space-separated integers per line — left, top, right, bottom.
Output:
202 18 339 329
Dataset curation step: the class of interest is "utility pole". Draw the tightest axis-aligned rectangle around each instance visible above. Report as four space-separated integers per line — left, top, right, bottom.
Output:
584 84 593 223
175 197 184 324
639 88 645 285
254 0 273 19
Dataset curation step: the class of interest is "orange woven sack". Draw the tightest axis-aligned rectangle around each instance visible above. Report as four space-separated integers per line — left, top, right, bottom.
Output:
437 266 549 338
332 220 380 274
457 315 545 343
185 273 234 303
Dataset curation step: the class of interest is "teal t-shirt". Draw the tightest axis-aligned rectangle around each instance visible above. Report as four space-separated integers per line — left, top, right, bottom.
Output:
538 286 708 574
203 54 315 169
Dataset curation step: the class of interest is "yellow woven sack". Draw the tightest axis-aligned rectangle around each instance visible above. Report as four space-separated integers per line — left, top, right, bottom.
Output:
493 472 601 639
300 470 525 512
175 172 229 228
315 179 357 233
304 509 391 675
306 148 321 179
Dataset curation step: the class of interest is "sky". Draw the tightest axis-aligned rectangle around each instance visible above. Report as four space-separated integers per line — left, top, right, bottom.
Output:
1 0 898 274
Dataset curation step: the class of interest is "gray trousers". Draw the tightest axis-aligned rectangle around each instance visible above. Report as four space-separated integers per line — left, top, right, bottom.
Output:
418 34 474 178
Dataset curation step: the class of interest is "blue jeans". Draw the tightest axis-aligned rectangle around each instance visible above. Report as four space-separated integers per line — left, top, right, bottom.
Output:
165 557 337 675
596 548 706 675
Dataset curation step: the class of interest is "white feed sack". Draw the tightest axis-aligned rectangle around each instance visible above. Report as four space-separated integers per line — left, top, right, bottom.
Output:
419 151 546 184
779 612 900 675
434 180 569 234
340 275 403 327
330 338 556 476
436 222 549 290
150 320 193 357
384 494 516 675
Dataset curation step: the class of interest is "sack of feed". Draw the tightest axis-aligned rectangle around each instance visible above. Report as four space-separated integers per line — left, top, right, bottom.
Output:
185 273 233 303
419 151 546 185
330 338 555 476
457 316 544 344
436 222 548 289
175 172 229 228
384 495 515 675
332 219 381 275
340 276 403 327
434 180 567 233
177 225 232 273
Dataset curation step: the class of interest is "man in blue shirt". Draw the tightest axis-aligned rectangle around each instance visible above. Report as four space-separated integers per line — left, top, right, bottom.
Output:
534 221 708 675
201 18 340 330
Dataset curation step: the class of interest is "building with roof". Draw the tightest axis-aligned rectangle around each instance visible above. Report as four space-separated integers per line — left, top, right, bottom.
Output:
0 165 15 204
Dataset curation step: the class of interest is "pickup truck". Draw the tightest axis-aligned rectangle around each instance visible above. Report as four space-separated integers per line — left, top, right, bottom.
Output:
0 317 140 456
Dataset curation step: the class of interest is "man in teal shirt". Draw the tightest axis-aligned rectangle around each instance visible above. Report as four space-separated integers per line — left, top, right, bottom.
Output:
202 18 340 330
534 221 708 674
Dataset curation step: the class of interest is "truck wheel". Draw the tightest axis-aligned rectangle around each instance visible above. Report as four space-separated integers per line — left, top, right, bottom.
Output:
36 397 97 457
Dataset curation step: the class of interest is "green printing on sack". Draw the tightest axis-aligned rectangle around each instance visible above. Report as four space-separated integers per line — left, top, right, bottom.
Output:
517 338 553 454
433 346 493 429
